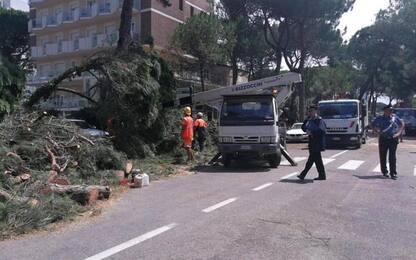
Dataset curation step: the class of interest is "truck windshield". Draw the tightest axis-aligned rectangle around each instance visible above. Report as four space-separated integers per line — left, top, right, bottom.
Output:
221 97 274 125
319 102 358 119
393 109 416 123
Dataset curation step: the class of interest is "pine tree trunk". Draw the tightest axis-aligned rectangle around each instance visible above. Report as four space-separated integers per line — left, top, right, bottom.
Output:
117 0 134 52
231 55 238 85
200 63 206 92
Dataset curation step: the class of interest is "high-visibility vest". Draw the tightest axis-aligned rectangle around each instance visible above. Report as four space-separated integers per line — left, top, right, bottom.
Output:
182 116 193 140
194 118 208 128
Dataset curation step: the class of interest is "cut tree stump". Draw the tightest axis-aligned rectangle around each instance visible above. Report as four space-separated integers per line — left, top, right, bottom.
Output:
49 184 111 205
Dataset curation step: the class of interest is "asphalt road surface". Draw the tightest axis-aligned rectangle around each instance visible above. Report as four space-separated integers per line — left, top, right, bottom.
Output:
1 138 416 260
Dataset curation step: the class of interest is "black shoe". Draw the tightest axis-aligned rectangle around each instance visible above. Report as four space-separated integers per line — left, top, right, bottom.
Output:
314 177 326 181
297 175 305 180
391 174 397 180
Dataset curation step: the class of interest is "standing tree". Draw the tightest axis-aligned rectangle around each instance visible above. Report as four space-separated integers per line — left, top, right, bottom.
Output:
0 8 30 68
347 0 416 112
252 0 354 119
0 55 25 118
171 13 232 91
117 0 134 51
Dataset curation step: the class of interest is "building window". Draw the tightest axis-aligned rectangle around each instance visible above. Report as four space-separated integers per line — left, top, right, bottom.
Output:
190 6 194 16
179 0 183 11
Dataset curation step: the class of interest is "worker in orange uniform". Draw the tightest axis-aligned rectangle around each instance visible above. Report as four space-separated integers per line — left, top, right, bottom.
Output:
181 106 194 162
194 112 208 152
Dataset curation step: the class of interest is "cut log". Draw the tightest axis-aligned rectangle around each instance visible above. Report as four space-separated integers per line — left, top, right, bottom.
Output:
49 184 111 205
125 161 133 175
0 188 38 206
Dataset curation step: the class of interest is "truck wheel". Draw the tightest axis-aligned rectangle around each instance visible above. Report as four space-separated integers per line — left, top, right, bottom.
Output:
269 151 282 168
223 154 232 168
361 133 367 144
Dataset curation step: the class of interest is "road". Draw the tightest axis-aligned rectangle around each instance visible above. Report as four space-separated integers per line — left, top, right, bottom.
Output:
1 138 416 260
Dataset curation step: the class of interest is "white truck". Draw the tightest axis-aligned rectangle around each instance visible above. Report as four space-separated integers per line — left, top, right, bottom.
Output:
318 99 368 148
177 72 302 167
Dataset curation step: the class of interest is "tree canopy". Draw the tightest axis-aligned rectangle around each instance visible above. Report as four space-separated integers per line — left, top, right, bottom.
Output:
171 13 233 91
348 0 416 105
0 8 30 68
0 55 25 118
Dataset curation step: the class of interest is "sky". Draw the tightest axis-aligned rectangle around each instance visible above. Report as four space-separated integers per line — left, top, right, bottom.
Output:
339 0 391 40
10 0 28 11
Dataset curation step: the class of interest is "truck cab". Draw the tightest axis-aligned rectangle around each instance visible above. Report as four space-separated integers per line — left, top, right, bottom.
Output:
218 94 282 167
318 99 368 148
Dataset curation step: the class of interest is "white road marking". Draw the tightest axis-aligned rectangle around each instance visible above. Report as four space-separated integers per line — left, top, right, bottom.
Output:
414 165 416 176
330 150 348 159
84 223 178 260
202 198 238 213
281 156 307 166
373 163 389 173
280 172 299 180
323 158 335 165
252 183 273 191
312 158 335 168
338 160 365 170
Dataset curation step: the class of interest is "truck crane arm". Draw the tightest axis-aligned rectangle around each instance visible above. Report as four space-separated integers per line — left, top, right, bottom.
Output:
175 72 302 110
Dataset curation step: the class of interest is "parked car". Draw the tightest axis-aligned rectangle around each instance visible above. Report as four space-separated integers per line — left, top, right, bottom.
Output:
63 119 109 137
286 123 308 143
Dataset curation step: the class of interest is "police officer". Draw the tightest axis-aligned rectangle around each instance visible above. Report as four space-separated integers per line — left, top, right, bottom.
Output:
371 105 404 179
297 105 327 181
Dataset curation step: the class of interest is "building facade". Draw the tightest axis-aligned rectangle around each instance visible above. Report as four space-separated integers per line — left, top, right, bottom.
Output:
28 0 211 112
0 0 11 9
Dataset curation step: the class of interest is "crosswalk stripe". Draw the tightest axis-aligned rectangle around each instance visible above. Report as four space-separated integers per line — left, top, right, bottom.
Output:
281 156 307 166
373 163 389 173
280 172 299 180
323 158 335 165
330 150 348 158
308 158 335 168
338 160 365 170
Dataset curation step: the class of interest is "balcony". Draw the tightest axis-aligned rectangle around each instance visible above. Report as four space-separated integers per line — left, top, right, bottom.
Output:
39 98 90 111
30 32 122 58
80 4 98 19
62 12 74 23
99 3 112 14
46 16 57 27
29 0 131 31
27 68 88 85
32 19 44 30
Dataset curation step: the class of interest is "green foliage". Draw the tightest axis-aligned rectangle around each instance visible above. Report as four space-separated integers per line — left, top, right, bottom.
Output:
0 196 85 240
0 55 25 119
171 13 232 90
218 1 275 81
27 45 178 158
348 0 416 101
0 8 29 67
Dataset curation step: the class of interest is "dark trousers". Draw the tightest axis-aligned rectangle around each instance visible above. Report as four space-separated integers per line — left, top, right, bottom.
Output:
197 138 205 152
379 137 399 175
299 150 326 179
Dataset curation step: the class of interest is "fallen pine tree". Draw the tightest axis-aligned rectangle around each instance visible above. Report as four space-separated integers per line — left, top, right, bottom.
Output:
0 111 127 239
